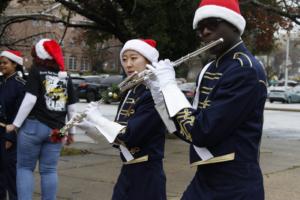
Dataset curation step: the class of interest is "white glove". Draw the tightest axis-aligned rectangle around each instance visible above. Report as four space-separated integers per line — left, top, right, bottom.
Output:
149 59 177 89
147 60 191 117
75 117 99 135
84 102 125 143
144 64 177 133
143 67 164 106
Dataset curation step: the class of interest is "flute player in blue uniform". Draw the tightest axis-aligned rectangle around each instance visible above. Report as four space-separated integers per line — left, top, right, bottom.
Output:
0 50 25 200
77 39 167 200
145 0 267 199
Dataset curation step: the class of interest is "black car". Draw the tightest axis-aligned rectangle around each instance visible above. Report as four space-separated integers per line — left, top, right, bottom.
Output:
71 77 101 102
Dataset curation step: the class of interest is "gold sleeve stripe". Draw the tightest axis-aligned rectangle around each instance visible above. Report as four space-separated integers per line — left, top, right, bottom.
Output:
203 75 221 80
201 86 213 91
205 72 222 76
200 90 210 95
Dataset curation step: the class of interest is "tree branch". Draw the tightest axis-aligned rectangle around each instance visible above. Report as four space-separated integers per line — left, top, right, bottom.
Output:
247 0 300 25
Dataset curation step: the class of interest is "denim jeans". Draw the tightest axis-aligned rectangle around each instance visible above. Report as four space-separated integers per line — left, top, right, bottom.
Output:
17 119 62 200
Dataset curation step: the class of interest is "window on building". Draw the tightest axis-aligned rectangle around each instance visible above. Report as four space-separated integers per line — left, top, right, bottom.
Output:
45 21 52 27
69 39 75 48
80 57 89 71
68 56 77 71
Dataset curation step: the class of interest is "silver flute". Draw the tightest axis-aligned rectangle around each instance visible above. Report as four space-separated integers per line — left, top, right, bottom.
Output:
60 99 104 135
118 38 224 92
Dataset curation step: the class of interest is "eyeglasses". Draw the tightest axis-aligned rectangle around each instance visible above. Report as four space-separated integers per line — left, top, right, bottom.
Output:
195 18 224 34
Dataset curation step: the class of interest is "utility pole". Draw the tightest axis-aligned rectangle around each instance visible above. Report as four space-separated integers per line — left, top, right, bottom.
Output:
284 33 290 88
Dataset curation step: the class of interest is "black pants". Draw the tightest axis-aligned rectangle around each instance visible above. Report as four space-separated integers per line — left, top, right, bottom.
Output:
0 137 17 200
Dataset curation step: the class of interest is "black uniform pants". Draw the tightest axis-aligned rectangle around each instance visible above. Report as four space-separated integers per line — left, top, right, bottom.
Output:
112 159 166 200
0 137 17 200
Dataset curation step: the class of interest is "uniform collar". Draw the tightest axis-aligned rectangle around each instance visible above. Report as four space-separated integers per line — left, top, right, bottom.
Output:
4 72 17 82
215 40 244 67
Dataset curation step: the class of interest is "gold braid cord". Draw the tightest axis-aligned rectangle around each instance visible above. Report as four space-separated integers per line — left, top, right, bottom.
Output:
175 108 195 142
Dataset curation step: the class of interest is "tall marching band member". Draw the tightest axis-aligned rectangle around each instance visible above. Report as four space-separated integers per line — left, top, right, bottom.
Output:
145 0 267 199
0 50 25 200
77 39 167 200
5 39 77 200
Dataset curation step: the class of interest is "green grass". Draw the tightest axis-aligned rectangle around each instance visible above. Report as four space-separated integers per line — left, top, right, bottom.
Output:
60 147 91 156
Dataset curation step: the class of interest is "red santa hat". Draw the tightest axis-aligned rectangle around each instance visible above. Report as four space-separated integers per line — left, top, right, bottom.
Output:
120 39 159 65
0 50 23 65
193 0 246 35
35 39 65 71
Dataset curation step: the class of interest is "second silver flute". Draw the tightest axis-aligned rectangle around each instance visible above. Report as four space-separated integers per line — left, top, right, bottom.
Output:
118 38 224 92
60 99 104 135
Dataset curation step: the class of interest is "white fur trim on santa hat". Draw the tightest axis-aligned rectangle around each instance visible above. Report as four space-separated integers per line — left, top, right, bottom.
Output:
35 39 53 60
193 5 246 35
0 51 23 65
120 39 159 65
58 71 68 79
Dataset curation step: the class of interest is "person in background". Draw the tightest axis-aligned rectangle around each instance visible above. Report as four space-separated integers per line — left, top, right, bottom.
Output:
0 50 25 200
77 39 167 200
145 0 267 199
6 39 77 200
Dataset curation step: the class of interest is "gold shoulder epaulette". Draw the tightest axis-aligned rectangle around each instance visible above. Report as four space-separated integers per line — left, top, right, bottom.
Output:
15 76 26 85
233 52 253 67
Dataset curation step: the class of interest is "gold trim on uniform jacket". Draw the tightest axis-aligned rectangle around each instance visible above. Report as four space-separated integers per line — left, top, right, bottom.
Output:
191 152 235 167
124 155 149 165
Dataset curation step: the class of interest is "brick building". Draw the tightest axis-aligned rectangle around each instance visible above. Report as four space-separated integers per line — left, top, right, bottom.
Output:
1 0 123 74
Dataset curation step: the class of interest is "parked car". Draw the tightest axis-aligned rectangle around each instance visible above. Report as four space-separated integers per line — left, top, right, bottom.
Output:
269 85 300 103
98 75 124 94
268 87 288 103
178 82 196 103
82 74 109 84
285 86 300 103
267 80 299 103
71 77 101 102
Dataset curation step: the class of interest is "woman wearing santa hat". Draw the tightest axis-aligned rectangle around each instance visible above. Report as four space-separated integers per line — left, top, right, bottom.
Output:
5 39 78 200
145 0 266 199
77 39 167 200
0 50 25 200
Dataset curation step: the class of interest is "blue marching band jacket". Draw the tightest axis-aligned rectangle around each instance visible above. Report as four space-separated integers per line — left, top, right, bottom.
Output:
172 41 267 198
114 84 166 164
0 72 26 142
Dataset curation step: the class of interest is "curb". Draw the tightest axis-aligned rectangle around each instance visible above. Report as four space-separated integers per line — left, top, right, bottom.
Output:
265 107 300 112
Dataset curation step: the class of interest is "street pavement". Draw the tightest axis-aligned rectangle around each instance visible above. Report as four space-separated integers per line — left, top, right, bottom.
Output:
30 102 300 200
